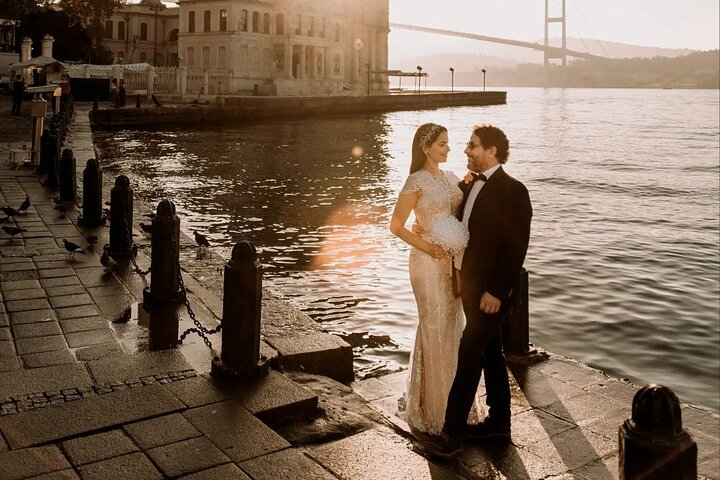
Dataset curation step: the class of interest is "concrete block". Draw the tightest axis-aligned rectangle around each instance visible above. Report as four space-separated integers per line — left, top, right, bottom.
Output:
124 413 202 450
0 445 71 480
77 452 163 480
266 332 353 383
230 370 318 423
146 437 231 478
21 349 75 368
240 448 337 480
16 335 67 355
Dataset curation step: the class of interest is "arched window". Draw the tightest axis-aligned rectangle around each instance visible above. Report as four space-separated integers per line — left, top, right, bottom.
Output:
252 12 259 33
118 21 126 40
140 23 148 40
276 14 284 35
240 10 248 32
188 11 195 33
218 46 226 69
168 29 179 42
219 9 227 31
203 10 211 32
263 13 270 34
104 20 113 39
202 46 210 69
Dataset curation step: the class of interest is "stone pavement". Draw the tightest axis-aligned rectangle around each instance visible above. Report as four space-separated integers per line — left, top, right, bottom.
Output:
1 94 717 479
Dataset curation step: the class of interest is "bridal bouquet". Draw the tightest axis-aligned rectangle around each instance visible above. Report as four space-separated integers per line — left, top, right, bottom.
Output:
425 216 469 256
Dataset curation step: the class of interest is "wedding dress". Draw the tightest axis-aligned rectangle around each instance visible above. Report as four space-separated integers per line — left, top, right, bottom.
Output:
400 169 483 434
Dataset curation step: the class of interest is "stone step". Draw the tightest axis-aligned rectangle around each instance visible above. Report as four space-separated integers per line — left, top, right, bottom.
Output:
265 332 353 383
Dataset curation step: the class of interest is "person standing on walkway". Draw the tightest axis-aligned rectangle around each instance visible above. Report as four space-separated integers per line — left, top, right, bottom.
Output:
118 78 126 107
11 75 26 117
109 78 118 106
425 124 533 458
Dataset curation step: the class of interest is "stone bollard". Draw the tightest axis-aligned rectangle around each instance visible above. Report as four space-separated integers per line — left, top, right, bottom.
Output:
59 148 77 202
44 127 60 188
144 200 182 304
108 175 133 259
619 384 697 479
78 159 106 226
211 241 269 380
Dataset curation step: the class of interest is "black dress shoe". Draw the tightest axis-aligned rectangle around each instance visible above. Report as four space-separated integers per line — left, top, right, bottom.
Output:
421 432 462 459
464 418 511 442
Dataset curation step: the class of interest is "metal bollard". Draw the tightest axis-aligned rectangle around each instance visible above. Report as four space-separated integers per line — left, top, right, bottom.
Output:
108 175 133 259
44 127 60 188
78 159 106 227
59 148 77 202
619 384 697 479
211 241 269 380
144 199 182 304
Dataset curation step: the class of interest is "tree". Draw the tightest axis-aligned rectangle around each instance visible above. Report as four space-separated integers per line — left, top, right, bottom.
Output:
0 0 44 20
58 0 126 62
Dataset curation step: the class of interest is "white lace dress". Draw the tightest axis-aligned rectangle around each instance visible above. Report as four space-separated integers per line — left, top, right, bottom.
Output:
400 169 483 434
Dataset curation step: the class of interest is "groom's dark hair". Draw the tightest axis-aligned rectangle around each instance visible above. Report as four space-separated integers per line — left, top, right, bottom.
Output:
473 124 510 163
410 123 448 174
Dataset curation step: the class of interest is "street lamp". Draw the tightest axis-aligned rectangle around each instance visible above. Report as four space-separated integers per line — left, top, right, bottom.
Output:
481 68 486 91
144 0 165 66
416 65 422 93
449 67 454 92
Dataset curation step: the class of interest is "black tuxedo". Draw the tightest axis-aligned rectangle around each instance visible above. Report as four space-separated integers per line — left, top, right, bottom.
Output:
444 166 532 435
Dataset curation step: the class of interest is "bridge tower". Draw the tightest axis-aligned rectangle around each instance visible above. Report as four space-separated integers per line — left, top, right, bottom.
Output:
544 0 567 66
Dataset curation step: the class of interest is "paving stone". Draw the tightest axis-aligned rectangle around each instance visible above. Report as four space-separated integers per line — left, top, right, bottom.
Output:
55 304 100 320
586 380 643 407
0 363 92 399
0 326 10 340
34 260 72 270
0 384 185 449
459 442 565 480
0 356 19 372
75 266 124 288
9 308 56 325
0 280 40 293
12 321 62 339
123 413 202 449
161 375 231 408
5 297 51 312
49 293 94 308
177 463 251 480
184 400 290 463
62 429 139 466
0 260 35 272
86 284 131 298
96 294 136 319
0 313 7 327
240 448 338 480
523 426 617 471
309 428 463 480
572 453 619 480
509 408 578 448
24 469 80 479
0 269 38 282
74 342 125 362
0 339 16 357
65 328 115 348
40 276 81 288
16 335 67 355
37 268 77 280
59 316 107 334
0 445 71 480
352 377 403 402
514 373 585 408
88 350 192 384
77 452 163 480
230 370 318 423
44 284 87 297
266 332 354 383
541 392 628 429
3 288 47 301
0 429 8 451
146 436 231 478
698 454 719 480
21 349 75 368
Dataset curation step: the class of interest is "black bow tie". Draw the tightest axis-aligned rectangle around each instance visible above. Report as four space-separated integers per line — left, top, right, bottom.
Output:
472 173 488 182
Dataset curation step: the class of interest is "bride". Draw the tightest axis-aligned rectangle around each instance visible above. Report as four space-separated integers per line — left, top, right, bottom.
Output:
390 123 482 435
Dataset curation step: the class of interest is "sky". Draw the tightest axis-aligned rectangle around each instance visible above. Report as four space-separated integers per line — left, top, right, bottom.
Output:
389 0 720 59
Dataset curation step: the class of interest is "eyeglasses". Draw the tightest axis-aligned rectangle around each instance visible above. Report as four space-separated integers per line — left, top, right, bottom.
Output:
466 141 480 149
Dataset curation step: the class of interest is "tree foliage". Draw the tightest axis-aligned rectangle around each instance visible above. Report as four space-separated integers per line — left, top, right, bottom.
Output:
57 0 127 22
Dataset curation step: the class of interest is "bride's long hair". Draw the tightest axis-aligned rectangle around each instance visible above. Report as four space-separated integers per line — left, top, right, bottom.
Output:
409 123 447 174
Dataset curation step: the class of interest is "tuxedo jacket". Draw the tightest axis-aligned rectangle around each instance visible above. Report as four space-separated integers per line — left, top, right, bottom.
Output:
458 166 532 306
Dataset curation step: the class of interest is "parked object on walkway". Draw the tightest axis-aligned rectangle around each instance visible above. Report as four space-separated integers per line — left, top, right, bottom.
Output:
619 384 697 479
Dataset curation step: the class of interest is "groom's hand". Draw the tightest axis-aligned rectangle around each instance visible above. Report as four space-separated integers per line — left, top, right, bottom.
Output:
479 292 501 314
411 222 426 235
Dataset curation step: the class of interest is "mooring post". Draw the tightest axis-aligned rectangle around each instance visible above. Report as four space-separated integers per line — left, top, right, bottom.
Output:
619 384 697 479
108 175 133 259
39 127 51 174
59 148 77 202
212 241 269 379
44 126 60 188
78 159 106 227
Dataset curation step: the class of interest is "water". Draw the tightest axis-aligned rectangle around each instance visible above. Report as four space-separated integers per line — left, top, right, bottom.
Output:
93 87 720 412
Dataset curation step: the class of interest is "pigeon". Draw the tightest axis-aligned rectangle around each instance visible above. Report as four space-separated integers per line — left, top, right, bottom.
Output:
139 222 153 235
63 239 86 259
100 246 117 272
17 195 30 214
194 231 211 248
2 225 27 237
0 207 19 217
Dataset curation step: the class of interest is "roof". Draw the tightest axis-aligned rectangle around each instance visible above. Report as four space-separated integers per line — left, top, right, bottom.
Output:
11 55 66 69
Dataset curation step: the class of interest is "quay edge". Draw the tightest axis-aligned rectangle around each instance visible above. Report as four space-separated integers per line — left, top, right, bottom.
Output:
88 91 507 130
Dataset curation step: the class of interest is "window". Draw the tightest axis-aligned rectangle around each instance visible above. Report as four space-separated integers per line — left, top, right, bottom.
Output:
104 20 113 39
219 9 227 31
252 12 259 33
276 14 284 35
319 18 325 38
139 51 147 62
168 29 179 42
202 46 210 69
218 46 226 69
333 55 341 75
240 10 248 32
203 10 211 32
188 11 195 33
118 21 126 40
186 46 195 66
295 14 301 35
140 23 148 40
308 16 314 36
263 13 270 34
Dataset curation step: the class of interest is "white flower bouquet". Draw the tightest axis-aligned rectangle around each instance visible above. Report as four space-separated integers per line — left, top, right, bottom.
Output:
425 216 469 256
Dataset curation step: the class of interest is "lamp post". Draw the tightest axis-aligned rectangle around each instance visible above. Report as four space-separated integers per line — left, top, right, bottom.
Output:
366 63 371 95
145 0 165 66
481 68 486 91
449 67 454 92
416 65 422 93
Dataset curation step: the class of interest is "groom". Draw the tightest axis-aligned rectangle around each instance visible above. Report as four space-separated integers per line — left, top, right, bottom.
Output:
427 124 532 458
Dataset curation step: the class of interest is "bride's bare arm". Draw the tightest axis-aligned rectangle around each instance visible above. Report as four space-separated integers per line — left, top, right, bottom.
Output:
390 191 444 258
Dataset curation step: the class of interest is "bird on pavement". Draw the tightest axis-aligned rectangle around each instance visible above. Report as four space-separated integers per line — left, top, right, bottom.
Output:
2 225 27 238
17 195 30 214
194 231 211 248
63 239 86 259
1 207 19 217
100 246 118 272
139 222 153 235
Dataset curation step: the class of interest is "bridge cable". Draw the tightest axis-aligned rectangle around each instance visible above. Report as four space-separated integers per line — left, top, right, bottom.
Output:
570 0 610 58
